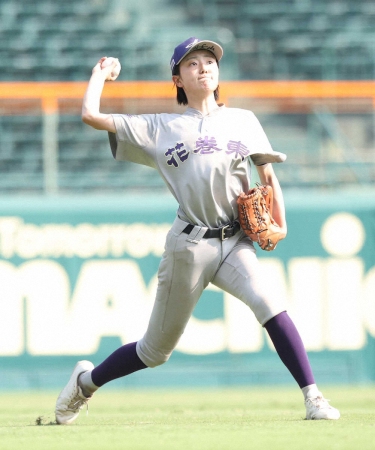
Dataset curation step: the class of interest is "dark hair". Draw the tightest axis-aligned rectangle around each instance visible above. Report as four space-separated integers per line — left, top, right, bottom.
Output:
172 60 220 106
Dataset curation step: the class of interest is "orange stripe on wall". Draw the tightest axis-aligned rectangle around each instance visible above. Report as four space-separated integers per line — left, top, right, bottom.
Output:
1 81 375 108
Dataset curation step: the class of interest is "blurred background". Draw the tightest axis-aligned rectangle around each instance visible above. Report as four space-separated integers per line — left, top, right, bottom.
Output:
0 0 374 390
1 0 375 193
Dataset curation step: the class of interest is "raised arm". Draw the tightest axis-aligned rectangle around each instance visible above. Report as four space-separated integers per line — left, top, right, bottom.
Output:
81 57 121 132
256 163 287 237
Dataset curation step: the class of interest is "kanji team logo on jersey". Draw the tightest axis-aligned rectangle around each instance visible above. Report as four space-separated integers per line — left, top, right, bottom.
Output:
164 138 249 167
165 142 189 167
226 140 250 160
194 136 222 154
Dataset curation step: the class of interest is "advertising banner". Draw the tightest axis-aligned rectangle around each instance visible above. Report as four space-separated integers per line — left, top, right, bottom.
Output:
0 192 374 389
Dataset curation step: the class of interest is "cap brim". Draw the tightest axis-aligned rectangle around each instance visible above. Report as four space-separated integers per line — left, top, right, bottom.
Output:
176 40 223 66
250 152 287 165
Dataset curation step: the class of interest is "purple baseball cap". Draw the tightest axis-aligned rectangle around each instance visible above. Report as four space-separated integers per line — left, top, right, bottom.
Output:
170 37 223 73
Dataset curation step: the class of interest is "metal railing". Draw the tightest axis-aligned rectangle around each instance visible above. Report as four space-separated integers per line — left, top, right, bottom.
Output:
1 80 374 194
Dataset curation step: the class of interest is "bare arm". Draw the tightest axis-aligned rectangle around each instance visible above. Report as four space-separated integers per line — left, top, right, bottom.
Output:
256 163 287 236
81 57 120 132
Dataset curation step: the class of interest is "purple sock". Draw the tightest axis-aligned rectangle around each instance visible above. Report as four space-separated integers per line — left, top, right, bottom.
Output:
91 342 147 387
264 311 315 388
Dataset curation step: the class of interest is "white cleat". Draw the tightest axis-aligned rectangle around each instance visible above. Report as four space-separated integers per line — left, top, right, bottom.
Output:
305 395 340 420
55 360 94 425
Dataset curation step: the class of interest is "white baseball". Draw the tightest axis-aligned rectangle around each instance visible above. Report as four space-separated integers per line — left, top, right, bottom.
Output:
101 57 121 79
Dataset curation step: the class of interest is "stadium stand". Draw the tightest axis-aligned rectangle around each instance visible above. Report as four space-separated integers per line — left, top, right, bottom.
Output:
2 0 373 82
0 115 44 192
177 0 375 81
0 0 374 193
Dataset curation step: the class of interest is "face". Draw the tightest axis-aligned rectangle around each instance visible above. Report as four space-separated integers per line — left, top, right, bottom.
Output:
173 50 219 97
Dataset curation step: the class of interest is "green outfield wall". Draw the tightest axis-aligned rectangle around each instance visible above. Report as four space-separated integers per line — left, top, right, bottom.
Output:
0 191 374 390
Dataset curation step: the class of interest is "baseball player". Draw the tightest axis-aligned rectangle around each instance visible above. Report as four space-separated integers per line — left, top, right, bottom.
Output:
55 37 340 424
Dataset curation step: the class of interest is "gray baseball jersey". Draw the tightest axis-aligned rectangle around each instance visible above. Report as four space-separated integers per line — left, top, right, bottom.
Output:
108 105 286 228
108 105 287 367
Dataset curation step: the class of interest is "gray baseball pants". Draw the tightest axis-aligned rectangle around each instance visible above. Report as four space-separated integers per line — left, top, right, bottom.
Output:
137 217 285 367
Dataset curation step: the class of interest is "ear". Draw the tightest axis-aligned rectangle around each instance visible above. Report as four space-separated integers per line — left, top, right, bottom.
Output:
172 75 183 88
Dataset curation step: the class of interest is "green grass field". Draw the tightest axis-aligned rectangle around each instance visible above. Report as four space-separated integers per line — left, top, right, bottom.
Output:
0 386 374 450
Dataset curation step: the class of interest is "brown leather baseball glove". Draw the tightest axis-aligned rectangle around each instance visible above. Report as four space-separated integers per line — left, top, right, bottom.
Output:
237 184 285 251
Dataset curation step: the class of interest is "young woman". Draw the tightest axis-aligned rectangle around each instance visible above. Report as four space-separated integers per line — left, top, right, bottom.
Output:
55 37 340 424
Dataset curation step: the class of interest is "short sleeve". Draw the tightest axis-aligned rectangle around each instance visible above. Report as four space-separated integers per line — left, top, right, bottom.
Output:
247 112 287 165
108 114 157 168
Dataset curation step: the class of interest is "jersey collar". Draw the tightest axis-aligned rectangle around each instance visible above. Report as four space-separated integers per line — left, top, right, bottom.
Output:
183 104 225 118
